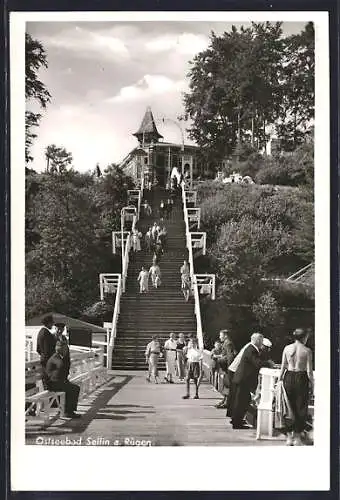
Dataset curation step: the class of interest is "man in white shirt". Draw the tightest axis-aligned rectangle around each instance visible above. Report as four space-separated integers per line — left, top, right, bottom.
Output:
182 337 203 399
164 333 177 383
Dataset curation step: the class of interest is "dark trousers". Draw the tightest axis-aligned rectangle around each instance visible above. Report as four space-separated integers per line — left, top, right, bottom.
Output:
48 380 80 414
40 358 49 389
231 382 251 426
226 370 235 417
283 371 309 433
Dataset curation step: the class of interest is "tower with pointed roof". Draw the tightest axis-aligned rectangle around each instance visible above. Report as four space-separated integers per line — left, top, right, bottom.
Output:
132 106 163 147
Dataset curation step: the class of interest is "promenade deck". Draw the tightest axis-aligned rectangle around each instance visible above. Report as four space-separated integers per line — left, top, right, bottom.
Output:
25 371 285 446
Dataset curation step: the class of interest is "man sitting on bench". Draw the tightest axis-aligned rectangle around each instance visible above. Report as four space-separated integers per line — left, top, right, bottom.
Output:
46 341 81 419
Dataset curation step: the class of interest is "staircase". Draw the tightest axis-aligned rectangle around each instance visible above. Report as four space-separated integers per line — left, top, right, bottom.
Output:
111 187 197 370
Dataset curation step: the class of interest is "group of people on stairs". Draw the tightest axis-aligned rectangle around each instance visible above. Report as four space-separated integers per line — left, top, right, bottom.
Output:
145 333 203 399
137 258 192 304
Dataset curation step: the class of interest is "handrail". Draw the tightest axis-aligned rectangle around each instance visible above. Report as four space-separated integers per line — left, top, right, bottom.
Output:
107 274 122 369
182 184 204 349
287 262 314 282
122 233 131 292
107 175 144 368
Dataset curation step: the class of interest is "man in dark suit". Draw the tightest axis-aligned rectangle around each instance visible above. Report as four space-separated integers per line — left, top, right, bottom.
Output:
36 314 57 388
46 341 81 419
215 329 237 408
231 333 270 429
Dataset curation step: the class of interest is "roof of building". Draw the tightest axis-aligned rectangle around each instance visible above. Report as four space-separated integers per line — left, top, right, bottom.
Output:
26 312 107 333
133 107 163 140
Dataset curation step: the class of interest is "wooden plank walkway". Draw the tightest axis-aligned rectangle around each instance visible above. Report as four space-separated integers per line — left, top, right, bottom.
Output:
25 371 285 446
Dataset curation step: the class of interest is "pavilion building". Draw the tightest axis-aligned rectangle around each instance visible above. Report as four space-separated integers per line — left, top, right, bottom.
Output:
119 107 202 187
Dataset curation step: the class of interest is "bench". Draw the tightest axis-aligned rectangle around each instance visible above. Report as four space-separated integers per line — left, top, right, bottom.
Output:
25 349 108 426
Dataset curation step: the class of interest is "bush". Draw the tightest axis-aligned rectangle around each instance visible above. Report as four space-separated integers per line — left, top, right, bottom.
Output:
255 144 314 187
81 301 114 326
200 287 314 363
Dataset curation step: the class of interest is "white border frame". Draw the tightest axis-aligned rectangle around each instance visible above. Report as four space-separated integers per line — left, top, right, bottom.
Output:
11 11 330 491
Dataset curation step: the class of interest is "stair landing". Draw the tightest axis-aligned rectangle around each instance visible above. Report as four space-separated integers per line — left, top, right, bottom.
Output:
25 371 285 446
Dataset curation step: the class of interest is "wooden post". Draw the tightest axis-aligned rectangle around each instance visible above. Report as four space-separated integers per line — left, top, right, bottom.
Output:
202 233 207 255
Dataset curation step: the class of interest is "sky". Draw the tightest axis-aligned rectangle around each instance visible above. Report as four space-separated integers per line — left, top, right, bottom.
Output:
26 20 307 173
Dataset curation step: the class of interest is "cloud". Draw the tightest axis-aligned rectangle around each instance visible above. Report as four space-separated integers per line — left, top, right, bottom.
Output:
40 25 130 60
145 33 209 55
108 74 188 103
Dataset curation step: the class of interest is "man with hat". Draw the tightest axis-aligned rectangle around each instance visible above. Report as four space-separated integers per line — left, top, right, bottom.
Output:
46 341 81 419
36 314 57 389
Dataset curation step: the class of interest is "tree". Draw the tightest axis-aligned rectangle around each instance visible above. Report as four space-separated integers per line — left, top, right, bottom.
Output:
276 22 315 150
181 23 284 163
182 22 314 162
25 33 51 163
25 166 135 318
45 144 73 173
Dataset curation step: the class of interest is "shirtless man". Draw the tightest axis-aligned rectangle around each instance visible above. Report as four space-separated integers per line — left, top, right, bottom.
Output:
278 328 314 446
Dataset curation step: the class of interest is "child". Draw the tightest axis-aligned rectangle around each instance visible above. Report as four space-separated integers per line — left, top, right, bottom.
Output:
211 340 222 389
137 266 149 293
182 337 203 399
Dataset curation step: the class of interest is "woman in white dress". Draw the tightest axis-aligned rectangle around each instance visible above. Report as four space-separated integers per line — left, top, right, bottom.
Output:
163 332 178 383
132 229 141 252
137 266 149 293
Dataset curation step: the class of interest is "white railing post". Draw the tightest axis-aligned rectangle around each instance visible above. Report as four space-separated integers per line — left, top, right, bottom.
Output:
202 232 207 255
212 274 216 300
99 273 104 301
121 209 125 257
112 232 116 254
182 185 204 349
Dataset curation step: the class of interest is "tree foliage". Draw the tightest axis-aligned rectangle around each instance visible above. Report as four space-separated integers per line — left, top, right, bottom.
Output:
25 166 134 319
182 22 314 164
25 33 51 163
197 181 314 303
45 144 73 173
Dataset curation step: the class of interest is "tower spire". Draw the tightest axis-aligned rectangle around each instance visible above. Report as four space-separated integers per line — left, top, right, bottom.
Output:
133 107 163 146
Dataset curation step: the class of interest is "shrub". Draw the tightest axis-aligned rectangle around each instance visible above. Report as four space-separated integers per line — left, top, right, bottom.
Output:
81 301 114 326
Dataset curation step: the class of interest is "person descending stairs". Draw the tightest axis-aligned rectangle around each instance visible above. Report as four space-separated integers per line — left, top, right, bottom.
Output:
111 186 197 371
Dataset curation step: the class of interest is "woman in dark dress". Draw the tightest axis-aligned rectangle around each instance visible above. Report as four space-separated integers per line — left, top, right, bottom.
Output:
176 333 187 381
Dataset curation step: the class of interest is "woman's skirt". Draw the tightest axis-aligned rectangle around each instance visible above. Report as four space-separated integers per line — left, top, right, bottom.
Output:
187 361 200 380
148 353 159 377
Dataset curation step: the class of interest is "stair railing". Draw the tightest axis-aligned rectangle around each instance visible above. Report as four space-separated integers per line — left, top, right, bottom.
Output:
106 175 144 368
107 274 122 369
182 184 204 349
122 232 131 292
